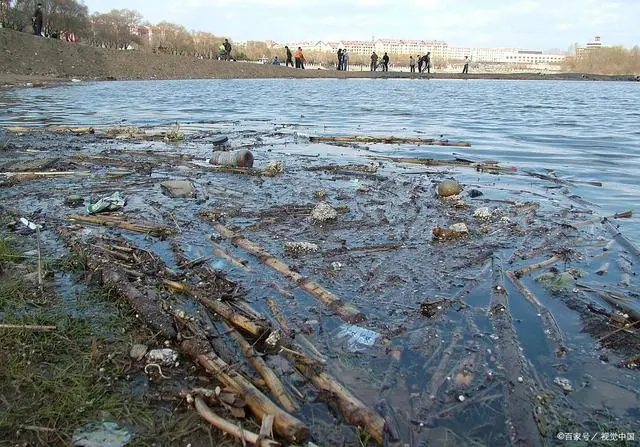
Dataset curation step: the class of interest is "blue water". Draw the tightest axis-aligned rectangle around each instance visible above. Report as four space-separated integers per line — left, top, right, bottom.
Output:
2 78 639 241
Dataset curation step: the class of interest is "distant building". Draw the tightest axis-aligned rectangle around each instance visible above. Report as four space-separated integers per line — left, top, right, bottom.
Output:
130 25 153 42
576 35 607 59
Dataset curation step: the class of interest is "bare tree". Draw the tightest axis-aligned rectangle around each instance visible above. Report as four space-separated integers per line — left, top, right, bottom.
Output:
90 9 142 49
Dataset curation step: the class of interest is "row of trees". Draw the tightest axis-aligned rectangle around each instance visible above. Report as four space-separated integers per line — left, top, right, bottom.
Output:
563 46 640 75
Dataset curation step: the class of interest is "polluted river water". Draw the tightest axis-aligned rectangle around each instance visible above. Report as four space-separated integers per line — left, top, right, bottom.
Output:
0 78 639 446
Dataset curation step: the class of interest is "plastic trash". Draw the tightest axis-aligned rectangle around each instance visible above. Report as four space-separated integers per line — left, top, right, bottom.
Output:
19 217 41 230
335 324 381 352
71 421 131 447
87 192 126 214
210 149 254 168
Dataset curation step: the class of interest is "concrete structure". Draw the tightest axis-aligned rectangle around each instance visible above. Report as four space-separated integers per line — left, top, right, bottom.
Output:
576 36 608 59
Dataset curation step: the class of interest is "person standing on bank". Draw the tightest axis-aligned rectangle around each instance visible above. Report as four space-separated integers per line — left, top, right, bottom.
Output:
409 56 415 73
223 39 232 61
342 49 349 71
424 51 432 73
294 47 306 69
370 52 379 71
462 56 470 74
337 48 343 70
417 54 423 73
285 46 294 67
32 3 43 36
382 52 389 72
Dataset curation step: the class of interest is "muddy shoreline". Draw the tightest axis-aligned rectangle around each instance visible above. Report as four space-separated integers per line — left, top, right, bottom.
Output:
2 29 639 89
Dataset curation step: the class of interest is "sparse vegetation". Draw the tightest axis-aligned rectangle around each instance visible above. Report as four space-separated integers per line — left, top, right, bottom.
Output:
563 46 640 75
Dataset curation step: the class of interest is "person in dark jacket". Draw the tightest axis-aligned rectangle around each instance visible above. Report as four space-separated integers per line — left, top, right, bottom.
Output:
285 46 294 67
223 39 232 60
381 52 389 72
337 48 343 70
32 3 43 36
417 54 423 73
424 52 432 73
370 52 379 71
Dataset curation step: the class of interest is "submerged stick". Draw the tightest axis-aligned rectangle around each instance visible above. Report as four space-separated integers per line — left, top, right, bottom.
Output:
210 240 252 271
487 254 542 447
603 220 640 260
209 222 365 323
596 320 640 343
310 135 471 147
163 280 266 337
194 397 281 447
514 255 562 279
226 324 299 413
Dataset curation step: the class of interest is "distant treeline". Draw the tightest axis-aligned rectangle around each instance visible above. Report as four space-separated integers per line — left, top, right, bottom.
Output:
563 46 640 75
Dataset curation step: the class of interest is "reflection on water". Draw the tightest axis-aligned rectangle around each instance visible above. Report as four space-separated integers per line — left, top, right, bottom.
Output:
1 78 639 243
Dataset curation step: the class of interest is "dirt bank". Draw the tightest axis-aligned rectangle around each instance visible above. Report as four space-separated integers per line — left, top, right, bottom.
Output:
2 29 639 88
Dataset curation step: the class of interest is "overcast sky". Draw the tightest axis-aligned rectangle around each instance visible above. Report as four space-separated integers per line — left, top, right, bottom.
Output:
82 0 639 51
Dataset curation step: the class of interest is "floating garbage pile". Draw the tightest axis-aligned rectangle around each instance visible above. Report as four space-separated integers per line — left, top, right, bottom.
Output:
0 123 638 446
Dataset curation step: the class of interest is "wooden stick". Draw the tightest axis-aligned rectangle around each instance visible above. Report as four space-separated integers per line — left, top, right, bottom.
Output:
182 340 309 443
49 126 95 134
603 220 640 260
597 320 640 343
288 357 385 445
163 280 266 337
513 255 562 278
209 222 365 324
194 397 281 447
0 324 56 331
0 171 93 178
226 324 299 413
310 135 471 147
266 298 291 336
68 214 175 237
506 271 568 357
210 241 252 272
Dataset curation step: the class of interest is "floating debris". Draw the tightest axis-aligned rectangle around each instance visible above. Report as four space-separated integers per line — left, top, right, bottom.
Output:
284 241 319 257
553 377 574 393
311 202 338 222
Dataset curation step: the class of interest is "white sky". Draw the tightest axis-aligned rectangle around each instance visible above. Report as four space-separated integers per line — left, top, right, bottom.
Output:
81 0 639 50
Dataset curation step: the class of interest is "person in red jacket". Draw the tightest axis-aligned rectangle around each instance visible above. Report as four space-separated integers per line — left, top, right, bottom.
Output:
294 47 306 69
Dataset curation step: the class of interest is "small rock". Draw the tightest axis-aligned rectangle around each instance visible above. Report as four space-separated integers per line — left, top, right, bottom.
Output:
211 135 229 145
473 207 493 220
458 395 465 402
553 377 573 392
146 348 178 366
437 179 463 197
449 223 469 233
517 376 524 383
130 344 148 361
311 202 338 222
469 189 483 198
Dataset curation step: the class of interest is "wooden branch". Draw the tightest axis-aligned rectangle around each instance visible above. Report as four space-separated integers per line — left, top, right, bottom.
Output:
0 324 56 331
49 126 95 134
226 324 299 413
310 135 471 147
163 280 266 337
288 355 385 446
210 241 252 271
266 298 291 336
603 220 640 260
68 214 175 237
514 255 562 278
506 271 568 357
194 397 281 447
597 320 640 343
209 222 365 324
182 340 309 443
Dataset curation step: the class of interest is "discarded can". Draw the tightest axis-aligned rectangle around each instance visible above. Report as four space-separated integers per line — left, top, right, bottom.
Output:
210 149 254 168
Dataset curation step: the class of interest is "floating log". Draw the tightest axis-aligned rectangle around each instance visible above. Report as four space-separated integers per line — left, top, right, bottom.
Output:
182 340 309 443
68 214 175 238
194 397 281 447
208 222 365 324
163 280 266 337
310 135 471 147
226 324 299 413
48 126 95 134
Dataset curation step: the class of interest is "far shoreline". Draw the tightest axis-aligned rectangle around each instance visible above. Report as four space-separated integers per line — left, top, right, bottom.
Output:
2 70 639 90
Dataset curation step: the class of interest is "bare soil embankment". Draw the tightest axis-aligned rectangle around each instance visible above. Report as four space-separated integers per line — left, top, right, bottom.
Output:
2 28 638 87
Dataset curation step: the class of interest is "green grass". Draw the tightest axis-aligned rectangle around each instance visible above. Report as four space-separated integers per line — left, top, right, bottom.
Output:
0 279 228 446
0 237 22 264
